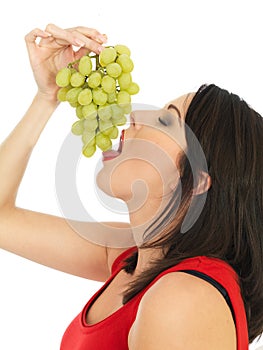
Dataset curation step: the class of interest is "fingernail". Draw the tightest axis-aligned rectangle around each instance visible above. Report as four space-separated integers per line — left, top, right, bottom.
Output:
97 46 104 53
98 34 107 43
74 39 85 47
44 31 52 37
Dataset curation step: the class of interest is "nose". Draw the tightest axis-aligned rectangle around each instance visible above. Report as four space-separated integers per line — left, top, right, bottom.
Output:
130 109 158 130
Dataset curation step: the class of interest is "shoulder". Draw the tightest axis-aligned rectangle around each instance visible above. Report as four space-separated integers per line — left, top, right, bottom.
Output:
128 272 236 350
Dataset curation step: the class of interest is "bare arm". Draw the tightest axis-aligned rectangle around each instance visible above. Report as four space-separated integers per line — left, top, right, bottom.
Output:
128 272 236 349
0 24 132 282
0 206 131 281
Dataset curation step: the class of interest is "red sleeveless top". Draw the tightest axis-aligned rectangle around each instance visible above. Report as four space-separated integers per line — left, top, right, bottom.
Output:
60 247 248 349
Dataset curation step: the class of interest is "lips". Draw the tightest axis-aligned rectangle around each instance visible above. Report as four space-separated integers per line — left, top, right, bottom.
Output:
102 129 125 161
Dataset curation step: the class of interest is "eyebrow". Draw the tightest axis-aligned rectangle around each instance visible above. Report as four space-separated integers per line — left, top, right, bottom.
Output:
167 104 182 119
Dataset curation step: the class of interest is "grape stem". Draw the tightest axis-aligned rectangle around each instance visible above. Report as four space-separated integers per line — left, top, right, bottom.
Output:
95 55 99 70
67 58 80 68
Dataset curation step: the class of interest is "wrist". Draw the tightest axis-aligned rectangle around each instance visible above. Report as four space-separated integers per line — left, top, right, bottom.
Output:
35 90 60 108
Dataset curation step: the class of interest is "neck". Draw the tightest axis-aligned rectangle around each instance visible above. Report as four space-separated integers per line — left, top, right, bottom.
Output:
126 192 171 276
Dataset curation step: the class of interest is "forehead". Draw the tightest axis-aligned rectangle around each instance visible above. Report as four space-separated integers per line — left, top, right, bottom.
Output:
165 92 195 119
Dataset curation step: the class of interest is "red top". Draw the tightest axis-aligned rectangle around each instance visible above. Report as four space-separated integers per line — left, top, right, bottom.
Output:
60 247 248 349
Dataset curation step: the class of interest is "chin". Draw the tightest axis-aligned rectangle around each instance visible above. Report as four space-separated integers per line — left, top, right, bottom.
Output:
95 166 115 197
96 161 131 201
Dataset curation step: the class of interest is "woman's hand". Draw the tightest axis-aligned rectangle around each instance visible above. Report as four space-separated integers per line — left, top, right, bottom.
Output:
25 24 107 102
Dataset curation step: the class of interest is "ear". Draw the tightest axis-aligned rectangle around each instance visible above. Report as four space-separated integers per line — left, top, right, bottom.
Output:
192 171 211 195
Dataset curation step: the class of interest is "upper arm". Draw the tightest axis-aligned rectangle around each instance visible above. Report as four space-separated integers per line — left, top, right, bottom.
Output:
128 272 236 350
0 206 132 281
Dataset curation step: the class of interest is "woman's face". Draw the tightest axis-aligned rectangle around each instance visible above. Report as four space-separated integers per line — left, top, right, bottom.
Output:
96 92 195 206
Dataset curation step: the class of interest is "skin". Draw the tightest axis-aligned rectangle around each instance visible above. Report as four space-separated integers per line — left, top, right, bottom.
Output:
0 24 235 348
128 272 237 349
97 92 209 273
0 24 129 282
96 94 235 349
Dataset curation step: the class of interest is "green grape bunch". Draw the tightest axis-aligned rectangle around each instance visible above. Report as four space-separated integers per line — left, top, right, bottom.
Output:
55 44 139 158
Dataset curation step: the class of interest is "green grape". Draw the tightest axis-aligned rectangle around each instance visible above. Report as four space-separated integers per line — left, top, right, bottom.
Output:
66 87 82 104
108 125 119 139
57 86 71 102
56 67 72 87
99 119 113 134
117 91 131 104
118 73 132 90
78 88 93 105
112 115 127 126
96 133 112 151
71 119 84 135
70 72 86 87
121 103 132 114
76 105 84 119
114 44 131 56
125 82 140 95
83 118 98 132
78 56 92 76
106 62 122 78
116 54 134 73
82 103 97 119
102 126 114 136
55 45 139 158
111 103 124 118
82 144 96 157
87 71 102 88
107 92 117 103
98 104 112 121
92 88 108 105
99 47 117 66
101 75 116 94
82 130 96 146
69 101 80 108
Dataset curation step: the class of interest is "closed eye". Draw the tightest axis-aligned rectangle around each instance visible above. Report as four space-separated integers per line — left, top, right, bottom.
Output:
158 116 172 126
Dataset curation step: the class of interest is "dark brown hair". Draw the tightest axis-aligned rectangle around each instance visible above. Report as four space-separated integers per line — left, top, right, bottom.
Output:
122 84 263 343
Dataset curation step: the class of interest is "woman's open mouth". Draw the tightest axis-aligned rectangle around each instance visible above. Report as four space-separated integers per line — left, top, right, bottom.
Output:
102 129 125 161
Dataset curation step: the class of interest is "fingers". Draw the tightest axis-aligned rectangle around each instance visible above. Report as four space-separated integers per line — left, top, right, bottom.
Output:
44 23 107 54
73 47 92 61
24 28 52 52
68 26 107 44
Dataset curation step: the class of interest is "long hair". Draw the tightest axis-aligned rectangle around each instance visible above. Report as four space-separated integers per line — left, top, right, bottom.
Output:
122 84 263 343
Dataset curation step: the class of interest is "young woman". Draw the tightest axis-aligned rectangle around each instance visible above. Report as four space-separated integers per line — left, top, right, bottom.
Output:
0 24 262 349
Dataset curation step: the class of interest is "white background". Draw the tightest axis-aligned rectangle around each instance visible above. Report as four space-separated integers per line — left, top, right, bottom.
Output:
0 0 262 348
